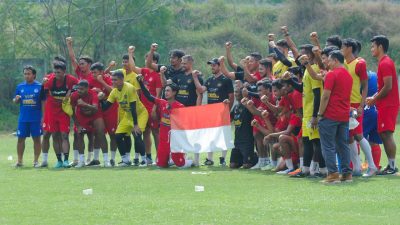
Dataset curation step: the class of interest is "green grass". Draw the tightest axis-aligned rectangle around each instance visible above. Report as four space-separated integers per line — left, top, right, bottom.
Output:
0 131 399 225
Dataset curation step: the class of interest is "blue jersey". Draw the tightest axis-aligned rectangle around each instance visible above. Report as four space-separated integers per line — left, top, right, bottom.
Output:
364 71 378 116
15 80 45 122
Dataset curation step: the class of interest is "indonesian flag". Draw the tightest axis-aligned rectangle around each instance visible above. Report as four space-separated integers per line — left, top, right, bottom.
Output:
170 103 234 153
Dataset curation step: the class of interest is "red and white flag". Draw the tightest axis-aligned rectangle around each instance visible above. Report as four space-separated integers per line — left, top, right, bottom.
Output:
170 103 234 153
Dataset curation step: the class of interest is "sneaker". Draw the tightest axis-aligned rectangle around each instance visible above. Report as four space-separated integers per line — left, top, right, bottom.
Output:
321 172 340 184
352 170 362 177
340 173 353 182
33 162 40 168
376 165 398 175
288 168 301 176
261 164 275 171
63 160 71 168
118 161 131 167
290 171 309 178
15 162 23 168
104 161 112 168
133 158 140 166
250 162 261 170
146 158 153 165
75 161 85 168
204 158 214 166
276 169 294 175
219 157 226 166
362 167 377 177
54 161 63 168
86 160 101 167
139 160 147 167
69 160 78 167
110 159 115 167
40 161 48 168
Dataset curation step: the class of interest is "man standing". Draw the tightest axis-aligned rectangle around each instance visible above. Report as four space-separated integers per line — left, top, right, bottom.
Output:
318 50 353 183
366 35 399 175
43 62 78 168
14 66 45 167
192 58 234 166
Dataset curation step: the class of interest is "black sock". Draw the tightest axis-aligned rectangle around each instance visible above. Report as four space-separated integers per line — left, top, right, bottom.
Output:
116 134 126 157
303 137 314 167
64 153 69 161
134 134 145 156
56 153 62 162
124 135 132 153
146 153 152 160
312 139 325 168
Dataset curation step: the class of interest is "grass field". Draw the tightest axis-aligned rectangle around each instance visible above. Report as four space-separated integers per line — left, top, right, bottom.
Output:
0 132 399 225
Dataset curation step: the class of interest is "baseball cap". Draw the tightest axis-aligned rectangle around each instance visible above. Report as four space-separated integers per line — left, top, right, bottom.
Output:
207 58 219 65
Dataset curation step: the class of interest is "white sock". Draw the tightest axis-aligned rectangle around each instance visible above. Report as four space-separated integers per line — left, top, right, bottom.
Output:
87 152 93 161
135 153 140 160
103 153 109 162
73 150 79 161
319 167 328 175
181 159 193 168
93 149 100 161
303 166 310 173
42 153 48 162
359 138 377 170
349 142 362 172
315 162 320 173
207 152 214 161
194 153 200 165
310 160 316 175
221 150 227 159
79 154 85 163
126 153 131 162
389 158 396 169
141 155 146 162
266 157 271 164
299 157 304 168
271 160 277 167
285 158 294 170
111 151 116 160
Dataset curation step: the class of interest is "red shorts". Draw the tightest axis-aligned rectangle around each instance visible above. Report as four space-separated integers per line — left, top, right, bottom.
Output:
102 103 118 134
43 112 70 133
252 116 265 134
349 103 363 136
145 105 159 129
74 113 102 133
377 106 399 133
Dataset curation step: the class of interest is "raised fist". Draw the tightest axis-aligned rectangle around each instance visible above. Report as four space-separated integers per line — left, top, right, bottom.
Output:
66 37 72 45
240 97 249 105
225 41 232 49
247 100 254 107
261 95 268 103
281 26 289 35
136 74 144 82
261 110 269 118
128 46 135 53
150 43 158 52
109 61 116 67
160 66 167 74
251 119 258 127
268 33 275 42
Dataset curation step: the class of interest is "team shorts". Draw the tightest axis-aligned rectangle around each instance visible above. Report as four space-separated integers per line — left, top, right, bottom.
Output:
102 103 118 134
17 121 42 138
43 112 70 133
116 117 134 135
302 117 320 140
377 106 399 133
363 109 382 144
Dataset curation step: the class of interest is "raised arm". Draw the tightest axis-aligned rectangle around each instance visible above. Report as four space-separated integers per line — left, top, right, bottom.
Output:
225 42 238 71
137 75 156 103
192 70 206 93
281 26 300 59
219 56 236 80
66 37 78 70
145 43 159 71
104 61 116 75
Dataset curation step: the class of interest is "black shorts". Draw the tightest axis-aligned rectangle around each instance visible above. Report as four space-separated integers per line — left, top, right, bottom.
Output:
230 145 258 167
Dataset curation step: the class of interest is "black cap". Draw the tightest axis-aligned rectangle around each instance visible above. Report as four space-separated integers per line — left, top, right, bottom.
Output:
207 58 219 65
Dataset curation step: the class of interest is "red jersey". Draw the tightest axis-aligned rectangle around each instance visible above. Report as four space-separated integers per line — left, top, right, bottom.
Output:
89 74 113 96
253 71 262 81
376 55 399 108
155 98 184 143
71 89 100 117
323 67 353 122
75 67 94 84
43 74 78 116
140 68 162 111
287 90 302 111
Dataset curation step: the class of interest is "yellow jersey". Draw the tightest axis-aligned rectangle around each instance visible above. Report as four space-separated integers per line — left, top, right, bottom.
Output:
272 57 296 79
344 58 363 104
302 64 322 118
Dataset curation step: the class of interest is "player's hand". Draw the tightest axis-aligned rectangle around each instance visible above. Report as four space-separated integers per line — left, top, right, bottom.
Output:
261 95 268 103
150 43 158 52
251 119 258 127
77 98 85 106
310 117 318 129
192 70 201 78
160 66 167 74
282 71 291 80
310 32 319 42
66 37 73 45
261 110 269 118
268 41 276 48
13 95 21 103
268 33 275 42
133 125 141 136
242 88 249 98
235 80 243 89
240 97 249 105
225 41 232 49
109 61 116 67
97 92 105 100
223 99 230 105
128 46 135 54
92 87 101 93
136 74 144 82
281 26 289 35
166 79 172 85
243 82 250 89
298 55 309 65
357 105 363 117
218 56 225 64
96 75 104 83
246 100 254 107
